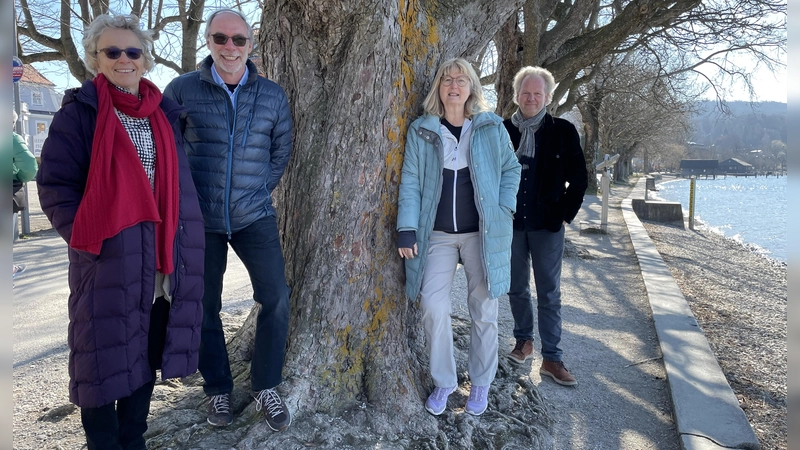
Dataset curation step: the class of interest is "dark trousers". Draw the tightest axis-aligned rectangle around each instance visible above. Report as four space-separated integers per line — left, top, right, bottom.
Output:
508 227 565 362
198 215 290 395
80 297 170 450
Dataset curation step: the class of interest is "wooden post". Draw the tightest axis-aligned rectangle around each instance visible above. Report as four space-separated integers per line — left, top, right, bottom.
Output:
601 170 609 232
688 176 696 230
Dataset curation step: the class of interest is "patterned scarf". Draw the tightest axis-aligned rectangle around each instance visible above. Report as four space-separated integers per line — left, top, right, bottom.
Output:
70 74 179 274
511 107 546 169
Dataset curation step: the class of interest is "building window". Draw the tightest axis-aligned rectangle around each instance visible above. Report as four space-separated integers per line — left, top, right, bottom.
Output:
36 122 47 134
31 90 43 106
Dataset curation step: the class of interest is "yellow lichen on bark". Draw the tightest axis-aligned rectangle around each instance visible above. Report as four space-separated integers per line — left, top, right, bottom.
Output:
383 0 440 211
349 0 442 369
363 275 392 340
321 324 365 394
390 0 439 144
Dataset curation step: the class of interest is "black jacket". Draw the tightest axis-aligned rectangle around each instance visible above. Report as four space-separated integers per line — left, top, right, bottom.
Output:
503 113 588 232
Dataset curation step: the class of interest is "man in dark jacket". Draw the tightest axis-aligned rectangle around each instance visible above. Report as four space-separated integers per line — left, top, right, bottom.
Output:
164 8 293 431
503 66 588 387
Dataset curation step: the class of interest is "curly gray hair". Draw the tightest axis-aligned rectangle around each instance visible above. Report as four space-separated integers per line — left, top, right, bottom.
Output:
82 14 155 76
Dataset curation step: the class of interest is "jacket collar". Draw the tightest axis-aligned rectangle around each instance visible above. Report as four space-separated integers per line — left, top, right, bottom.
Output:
540 112 555 129
418 111 497 134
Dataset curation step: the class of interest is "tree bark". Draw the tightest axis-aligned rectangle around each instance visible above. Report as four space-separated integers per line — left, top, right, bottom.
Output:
493 12 522 118
180 0 204 73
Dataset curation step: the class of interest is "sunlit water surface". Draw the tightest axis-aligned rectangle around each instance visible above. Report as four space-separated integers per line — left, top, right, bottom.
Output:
652 176 786 262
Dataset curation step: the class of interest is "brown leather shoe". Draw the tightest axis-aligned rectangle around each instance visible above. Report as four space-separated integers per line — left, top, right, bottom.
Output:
508 339 535 364
540 360 577 386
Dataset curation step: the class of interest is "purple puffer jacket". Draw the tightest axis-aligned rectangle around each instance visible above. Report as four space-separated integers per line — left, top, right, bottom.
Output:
37 80 205 409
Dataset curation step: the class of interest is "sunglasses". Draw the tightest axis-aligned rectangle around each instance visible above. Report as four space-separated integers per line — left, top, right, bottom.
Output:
97 47 143 60
210 33 249 47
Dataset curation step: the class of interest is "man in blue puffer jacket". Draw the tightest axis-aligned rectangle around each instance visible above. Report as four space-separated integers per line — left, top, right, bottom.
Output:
164 8 293 431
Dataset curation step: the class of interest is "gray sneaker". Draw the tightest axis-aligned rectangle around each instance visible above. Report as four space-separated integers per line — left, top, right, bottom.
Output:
254 388 291 431
207 393 233 426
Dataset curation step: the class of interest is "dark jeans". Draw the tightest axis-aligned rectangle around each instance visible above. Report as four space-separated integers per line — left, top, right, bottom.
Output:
508 227 565 362
81 297 169 450
198 215 290 395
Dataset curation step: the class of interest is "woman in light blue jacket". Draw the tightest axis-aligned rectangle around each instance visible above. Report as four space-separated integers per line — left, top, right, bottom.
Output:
397 57 521 417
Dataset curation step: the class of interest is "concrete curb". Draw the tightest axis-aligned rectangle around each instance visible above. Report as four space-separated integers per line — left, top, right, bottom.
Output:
622 178 760 450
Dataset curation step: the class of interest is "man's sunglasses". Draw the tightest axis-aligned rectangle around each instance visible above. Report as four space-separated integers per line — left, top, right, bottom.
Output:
97 47 143 60
210 33 249 47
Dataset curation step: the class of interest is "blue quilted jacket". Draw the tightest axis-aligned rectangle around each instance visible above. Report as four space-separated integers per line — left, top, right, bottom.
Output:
397 112 521 299
163 56 293 234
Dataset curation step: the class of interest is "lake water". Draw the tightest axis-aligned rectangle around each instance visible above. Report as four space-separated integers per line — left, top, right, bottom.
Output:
651 175 786 262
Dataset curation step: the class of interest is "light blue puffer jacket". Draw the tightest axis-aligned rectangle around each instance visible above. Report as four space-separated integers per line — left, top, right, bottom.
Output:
397 111 521 300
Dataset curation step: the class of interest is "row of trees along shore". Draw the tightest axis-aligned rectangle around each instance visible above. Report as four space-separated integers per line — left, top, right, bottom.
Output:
15 1 785 448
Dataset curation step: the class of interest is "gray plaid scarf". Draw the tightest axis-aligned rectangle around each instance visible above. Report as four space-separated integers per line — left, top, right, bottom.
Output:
511 107 546 169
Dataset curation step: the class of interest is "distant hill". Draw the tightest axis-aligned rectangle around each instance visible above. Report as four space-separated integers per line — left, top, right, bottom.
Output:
695 100 785 118
687 100 786 169
689 100 786 148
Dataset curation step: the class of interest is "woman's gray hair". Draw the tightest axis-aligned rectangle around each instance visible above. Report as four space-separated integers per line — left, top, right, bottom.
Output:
422 57 491 119
205 9 254 42
512 66 556 106
12 109 18 125
82 14 155 76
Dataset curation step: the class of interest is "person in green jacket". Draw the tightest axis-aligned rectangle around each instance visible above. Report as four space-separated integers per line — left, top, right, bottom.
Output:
12 109 38 278
13 111 38 184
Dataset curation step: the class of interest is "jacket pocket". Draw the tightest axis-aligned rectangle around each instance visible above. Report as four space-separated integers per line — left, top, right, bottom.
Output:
241 111 254 148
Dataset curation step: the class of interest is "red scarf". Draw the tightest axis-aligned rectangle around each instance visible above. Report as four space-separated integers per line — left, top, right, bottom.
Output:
70 74 179 274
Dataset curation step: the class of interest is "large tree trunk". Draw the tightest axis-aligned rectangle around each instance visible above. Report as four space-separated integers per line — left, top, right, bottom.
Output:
218 2 550 448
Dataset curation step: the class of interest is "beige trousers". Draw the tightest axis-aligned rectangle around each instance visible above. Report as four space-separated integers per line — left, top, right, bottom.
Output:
419 231 498 388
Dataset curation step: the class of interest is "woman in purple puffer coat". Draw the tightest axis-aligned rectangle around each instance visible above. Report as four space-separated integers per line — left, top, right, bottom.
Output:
36 13 204 450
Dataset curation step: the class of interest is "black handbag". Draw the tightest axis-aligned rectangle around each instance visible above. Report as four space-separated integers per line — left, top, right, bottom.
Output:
12 180 26 213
